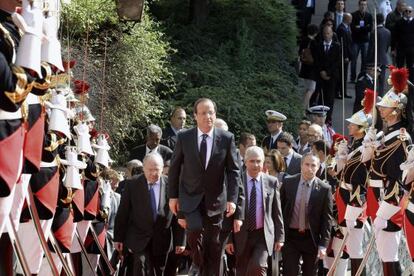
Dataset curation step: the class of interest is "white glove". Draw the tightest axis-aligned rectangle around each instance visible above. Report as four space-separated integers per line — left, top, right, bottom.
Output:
20 0 44 36
42 13 64 71
373 217 387 232
337 140 349 159
346 219 356 232
401 145 414 184
361 127 379 163
99 180 112 218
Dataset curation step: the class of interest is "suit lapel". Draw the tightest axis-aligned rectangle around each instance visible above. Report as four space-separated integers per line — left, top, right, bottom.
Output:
261 174 267 214
308 179 320 214
206 128 220 169
192 128 204 169
158 177 166 217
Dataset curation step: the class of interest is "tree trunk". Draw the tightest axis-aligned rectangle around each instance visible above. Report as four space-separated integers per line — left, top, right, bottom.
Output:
189 0 210 25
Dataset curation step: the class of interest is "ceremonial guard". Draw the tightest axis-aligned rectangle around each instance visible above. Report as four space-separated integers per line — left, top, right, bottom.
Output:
364 66 412 275
401 145 414 271
334 89 375 275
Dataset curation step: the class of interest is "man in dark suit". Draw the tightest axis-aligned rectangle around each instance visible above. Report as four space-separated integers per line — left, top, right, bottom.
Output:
168 98 241 276
336 12 354 98
353 63 377 113
114 153 185 276
226 146 284 275
392 6 414 79
161 107 187 150
314 25 341 123
129 124 173 163
350 0 373 82
367 13 391 96
291 0 315 36
276 132 302 176
261 110 286 152
280 153 333 276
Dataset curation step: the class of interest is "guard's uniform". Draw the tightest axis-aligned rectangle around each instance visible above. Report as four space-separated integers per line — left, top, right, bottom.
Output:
363 66 413 275
337 138 369 275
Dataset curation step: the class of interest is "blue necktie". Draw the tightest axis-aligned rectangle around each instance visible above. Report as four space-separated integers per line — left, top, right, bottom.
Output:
149 185 157 221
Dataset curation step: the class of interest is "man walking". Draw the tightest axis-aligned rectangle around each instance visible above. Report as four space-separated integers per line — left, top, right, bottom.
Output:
168 98 241 276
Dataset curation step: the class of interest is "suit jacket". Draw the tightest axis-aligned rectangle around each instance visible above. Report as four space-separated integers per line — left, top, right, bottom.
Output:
280 174 333 248
261 131 284 152
336 23 354 60
286 152 302 176
313 40 341 80
168 127 241 216
367 25 391 65
161 126 187 150
114 175 185 255
129 144 173 163
234 173 284 256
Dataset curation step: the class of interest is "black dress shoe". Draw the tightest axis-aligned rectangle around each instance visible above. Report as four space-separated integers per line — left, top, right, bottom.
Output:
344 94 352 98
336 94 343 99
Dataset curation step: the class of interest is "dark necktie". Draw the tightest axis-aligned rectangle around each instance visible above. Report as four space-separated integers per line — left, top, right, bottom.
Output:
247 178 257 231
149 184 157 221
200 134 208 168
324 44 329 53
299 181 310 231
284 157 288 167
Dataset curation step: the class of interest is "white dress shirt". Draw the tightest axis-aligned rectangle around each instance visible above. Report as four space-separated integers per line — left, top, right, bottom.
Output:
197 127 214 168
146 145 159 155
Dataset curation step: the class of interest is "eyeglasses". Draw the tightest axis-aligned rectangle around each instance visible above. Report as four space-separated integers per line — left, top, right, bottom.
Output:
406 10 413 13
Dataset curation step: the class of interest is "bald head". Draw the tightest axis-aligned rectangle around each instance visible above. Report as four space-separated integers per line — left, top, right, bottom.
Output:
343 13 352 24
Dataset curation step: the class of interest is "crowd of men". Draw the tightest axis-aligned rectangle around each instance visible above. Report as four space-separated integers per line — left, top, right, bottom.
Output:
295 0 414 124
1 0 414 276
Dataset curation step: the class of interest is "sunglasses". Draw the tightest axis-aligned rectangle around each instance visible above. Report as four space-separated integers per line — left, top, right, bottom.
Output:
406 10 413 13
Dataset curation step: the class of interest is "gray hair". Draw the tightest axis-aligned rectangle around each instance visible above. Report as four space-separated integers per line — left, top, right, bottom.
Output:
147 124 162 136
244 146 265 161
301 152 320 165
143 153 164 168
127 159 143 170
214 118 229 131
309 124 323 137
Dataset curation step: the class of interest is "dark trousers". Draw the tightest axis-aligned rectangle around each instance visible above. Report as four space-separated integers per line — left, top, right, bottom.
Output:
126 242 168 276
317 78 336 122
337 61 349 96
235 229 269 276
396 47 414 80
351 42 368 81
186 209 223 276
282 229 319 276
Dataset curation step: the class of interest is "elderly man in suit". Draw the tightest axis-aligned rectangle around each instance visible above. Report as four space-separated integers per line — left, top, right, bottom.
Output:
276 132 302 176
280 153 333 276
129 124 173 163
225 146 284 276
261 110 286 152
168 98 241 276
367 13 391 96
161 107 187 150
114 153 185 276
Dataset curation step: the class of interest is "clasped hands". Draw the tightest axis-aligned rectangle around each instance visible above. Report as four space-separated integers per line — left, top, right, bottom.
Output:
169 199 239 231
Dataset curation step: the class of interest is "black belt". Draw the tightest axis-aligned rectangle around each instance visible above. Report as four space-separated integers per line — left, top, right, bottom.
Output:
288 228 311 236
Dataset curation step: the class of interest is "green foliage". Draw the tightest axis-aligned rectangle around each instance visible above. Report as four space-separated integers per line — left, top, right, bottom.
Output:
61 1 176 164
61 0 118 37
152 0 301 141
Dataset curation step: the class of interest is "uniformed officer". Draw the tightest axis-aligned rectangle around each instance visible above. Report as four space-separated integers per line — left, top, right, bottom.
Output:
307 105 336 147
261 110 287 152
